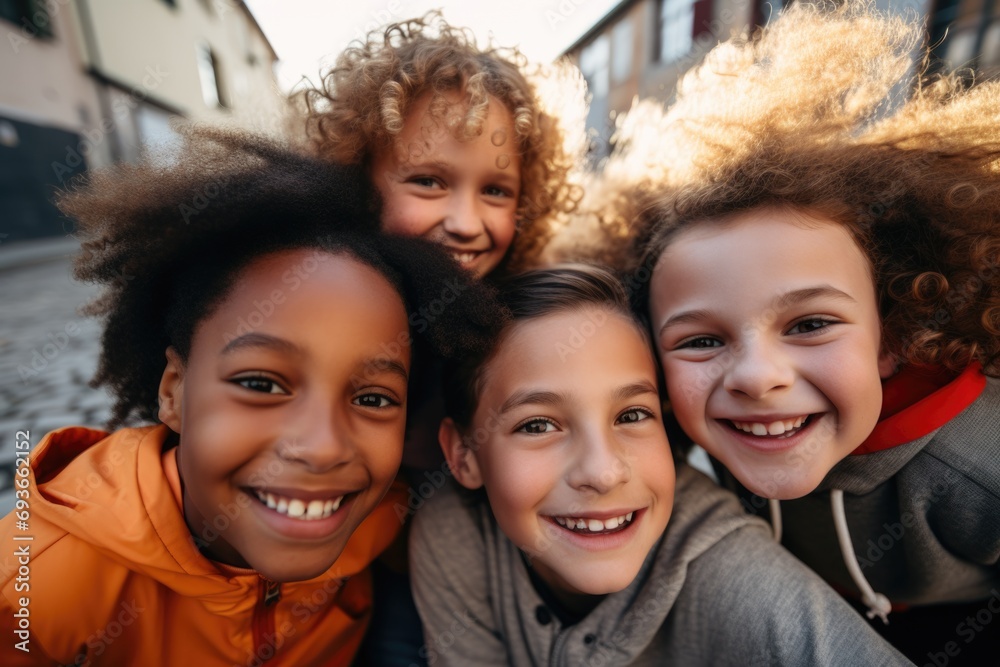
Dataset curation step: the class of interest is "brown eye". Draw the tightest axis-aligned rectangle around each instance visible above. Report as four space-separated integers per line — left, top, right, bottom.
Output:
617 408 652 425
787 318 835 335
353 393 396 408
515 418 557 434
234 377 287 395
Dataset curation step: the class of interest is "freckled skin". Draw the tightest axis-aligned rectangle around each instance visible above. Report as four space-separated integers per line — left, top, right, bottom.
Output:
158 250 411 582
370 91 521 277
649 208 892 499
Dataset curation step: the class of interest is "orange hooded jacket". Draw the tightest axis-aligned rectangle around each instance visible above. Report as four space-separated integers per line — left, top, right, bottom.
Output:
0 425 407 666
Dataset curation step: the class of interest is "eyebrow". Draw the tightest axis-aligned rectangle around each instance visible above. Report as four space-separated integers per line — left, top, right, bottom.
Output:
775 286 857 310
221 333 301 356
611 381 660 403
221 335 408 383
499 389 562 416
359 357 409 384
658 285 857 336
498 381 659 416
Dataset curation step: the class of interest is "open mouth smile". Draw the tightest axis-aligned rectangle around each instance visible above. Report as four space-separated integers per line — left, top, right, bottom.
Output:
550 511 636 536
444 249 487 268
251 489 349 521
727 415 814 438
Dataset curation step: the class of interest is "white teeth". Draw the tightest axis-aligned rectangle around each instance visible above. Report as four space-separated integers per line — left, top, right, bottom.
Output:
732 416 809 437
306 500 324 518
450 252 477 265
253 490 346 521
552 512 635 533
287 499 306 518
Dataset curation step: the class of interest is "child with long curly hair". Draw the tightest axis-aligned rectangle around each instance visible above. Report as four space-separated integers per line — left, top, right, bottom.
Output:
628 2 1000 662
0 129 499 666
296 11 580 277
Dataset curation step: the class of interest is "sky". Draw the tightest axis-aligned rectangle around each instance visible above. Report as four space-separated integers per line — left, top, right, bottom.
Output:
243 0 623 92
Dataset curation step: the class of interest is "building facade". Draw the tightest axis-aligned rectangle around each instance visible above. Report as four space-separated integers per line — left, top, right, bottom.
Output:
564 0 1000 160
0 0 282 241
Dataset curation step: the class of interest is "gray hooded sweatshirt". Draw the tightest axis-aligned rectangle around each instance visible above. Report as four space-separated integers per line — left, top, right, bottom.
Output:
410 464 913 666
732 372 1000 618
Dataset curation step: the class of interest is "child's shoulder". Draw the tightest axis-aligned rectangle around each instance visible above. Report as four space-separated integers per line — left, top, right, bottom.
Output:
922 374 1000 498
663 464 774 553
409 479 489 558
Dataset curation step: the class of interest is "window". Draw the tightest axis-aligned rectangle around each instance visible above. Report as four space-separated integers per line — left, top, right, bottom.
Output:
0 0 53 38
578 35 611 161
611 20 634 83
657 0 713 63
929 0 1000 76
196 43 227 109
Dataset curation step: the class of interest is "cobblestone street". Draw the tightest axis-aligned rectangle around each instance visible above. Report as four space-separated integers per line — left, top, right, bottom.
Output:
0 243 113 514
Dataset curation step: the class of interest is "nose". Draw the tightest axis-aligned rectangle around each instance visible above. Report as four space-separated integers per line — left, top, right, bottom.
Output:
279 402 354 473
565 425 631 494
441 191 486 241
723 336 795 400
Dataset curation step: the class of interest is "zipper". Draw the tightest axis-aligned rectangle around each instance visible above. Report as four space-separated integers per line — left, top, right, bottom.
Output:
252 577 281 662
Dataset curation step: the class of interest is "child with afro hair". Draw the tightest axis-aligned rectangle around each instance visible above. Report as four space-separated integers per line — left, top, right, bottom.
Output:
0 128 500 666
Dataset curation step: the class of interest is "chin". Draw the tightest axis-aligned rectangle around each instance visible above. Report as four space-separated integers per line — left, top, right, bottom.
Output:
252 558 334 584
741 468 827 500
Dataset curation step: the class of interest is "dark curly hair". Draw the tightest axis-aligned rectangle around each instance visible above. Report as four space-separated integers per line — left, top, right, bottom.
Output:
627 2 1000 376
293 11 580 269
58 127 504 427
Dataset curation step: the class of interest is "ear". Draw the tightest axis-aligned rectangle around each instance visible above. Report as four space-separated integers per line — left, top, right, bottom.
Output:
158 347 185 433
877 347 898 379
439 418 483 490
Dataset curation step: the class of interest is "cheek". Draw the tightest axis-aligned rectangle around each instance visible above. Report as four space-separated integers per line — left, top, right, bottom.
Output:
481 450 552 522
664 363 706 421
486 210 518 251
380 197 438 238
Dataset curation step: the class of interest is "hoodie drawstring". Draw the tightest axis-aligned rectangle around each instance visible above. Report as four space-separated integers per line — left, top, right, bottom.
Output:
767 498 783 543
830 489 892 625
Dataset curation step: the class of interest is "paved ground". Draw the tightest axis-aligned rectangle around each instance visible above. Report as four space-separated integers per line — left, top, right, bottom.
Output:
0 240 114 514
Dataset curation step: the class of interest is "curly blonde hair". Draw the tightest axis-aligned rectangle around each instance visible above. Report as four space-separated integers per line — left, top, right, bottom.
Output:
626 1 1000 376
295 12 580 270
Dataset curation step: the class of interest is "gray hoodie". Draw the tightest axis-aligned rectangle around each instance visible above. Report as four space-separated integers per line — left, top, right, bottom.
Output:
410 464 913 666
734 374 1000 617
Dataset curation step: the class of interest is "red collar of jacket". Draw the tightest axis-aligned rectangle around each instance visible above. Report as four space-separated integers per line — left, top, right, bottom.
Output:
852 362 986 455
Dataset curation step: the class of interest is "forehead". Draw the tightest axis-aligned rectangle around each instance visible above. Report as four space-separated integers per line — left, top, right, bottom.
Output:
397 90 517 147
478 308 656 399
652 207 874 302
200 249 409 355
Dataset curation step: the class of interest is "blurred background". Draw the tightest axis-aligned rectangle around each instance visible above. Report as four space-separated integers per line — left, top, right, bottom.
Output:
1 0 998 512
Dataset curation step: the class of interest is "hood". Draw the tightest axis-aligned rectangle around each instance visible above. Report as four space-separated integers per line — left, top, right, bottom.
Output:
28 425 373 616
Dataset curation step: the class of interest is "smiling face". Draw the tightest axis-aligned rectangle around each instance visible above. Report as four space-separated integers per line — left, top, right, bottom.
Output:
370 91 521 277
158 249 410 582
442 307 675 610
649 207 891 499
